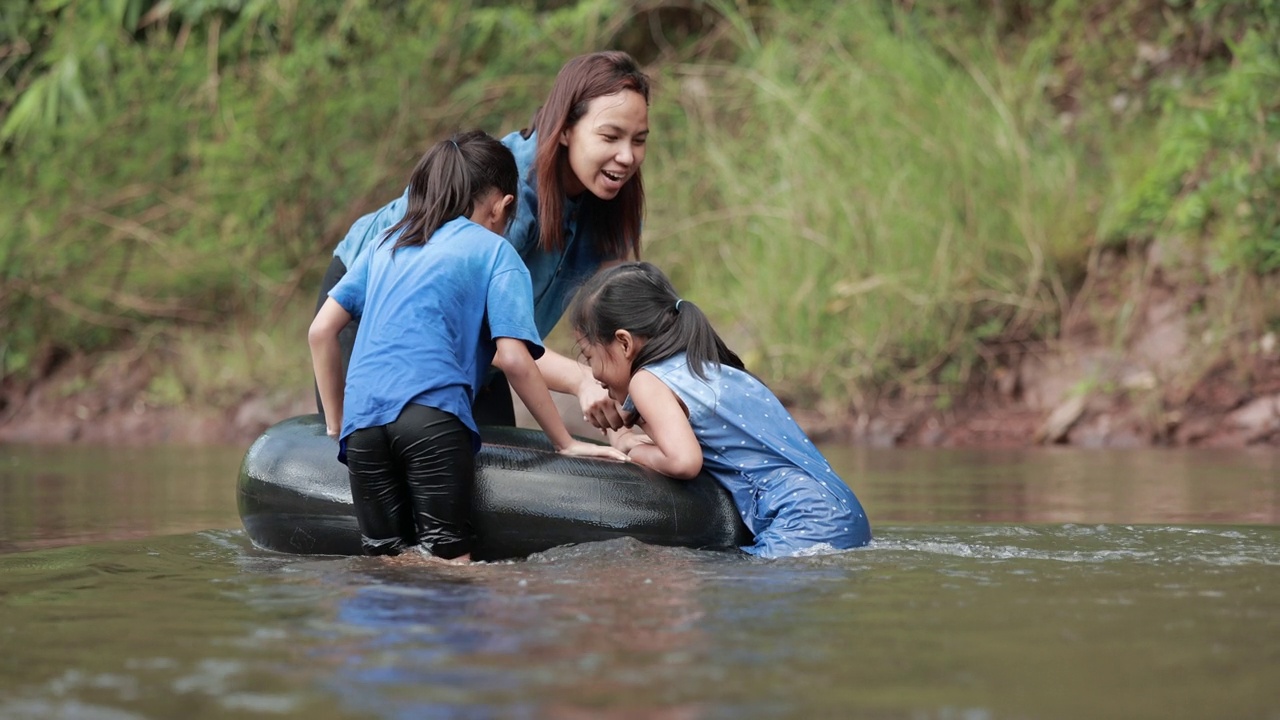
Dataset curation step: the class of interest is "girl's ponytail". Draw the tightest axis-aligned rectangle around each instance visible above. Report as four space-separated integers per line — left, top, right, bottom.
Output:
632 297 743 379
571 262 744 380
383 130 518 253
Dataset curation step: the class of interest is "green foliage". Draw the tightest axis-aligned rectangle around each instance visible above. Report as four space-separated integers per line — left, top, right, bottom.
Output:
645 2 1086 401
0 0 616 380
2 0 1278 408
1112 29 1280 274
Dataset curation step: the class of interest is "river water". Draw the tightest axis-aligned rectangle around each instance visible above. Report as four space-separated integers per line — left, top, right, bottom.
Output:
1 442 1277 719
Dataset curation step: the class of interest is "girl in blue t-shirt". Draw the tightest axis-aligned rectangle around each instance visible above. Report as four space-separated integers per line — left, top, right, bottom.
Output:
569 262 872 558
310 131 626 563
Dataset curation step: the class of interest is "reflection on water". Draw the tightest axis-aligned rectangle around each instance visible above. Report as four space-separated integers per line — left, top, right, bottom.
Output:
0 529 1277 719
0 445 242 553
823 445 1280 525
0 443 1278 718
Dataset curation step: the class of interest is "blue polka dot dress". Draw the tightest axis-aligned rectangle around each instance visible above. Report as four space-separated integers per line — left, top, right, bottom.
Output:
626 353 872 557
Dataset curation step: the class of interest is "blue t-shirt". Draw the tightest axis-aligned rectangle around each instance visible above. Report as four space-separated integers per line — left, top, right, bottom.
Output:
333 131 611 340
329 216 544 449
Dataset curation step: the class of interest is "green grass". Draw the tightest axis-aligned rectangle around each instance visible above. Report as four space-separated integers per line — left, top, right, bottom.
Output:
644 4 1093 403
3 0 1278 410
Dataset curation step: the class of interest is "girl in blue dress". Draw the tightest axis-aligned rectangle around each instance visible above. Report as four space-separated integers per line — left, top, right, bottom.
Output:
310 131 626 563
569 262 872 558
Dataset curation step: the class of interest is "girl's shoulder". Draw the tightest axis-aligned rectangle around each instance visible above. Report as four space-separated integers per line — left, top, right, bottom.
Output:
640 354 723 403
416 218 515 267
640 352 693 378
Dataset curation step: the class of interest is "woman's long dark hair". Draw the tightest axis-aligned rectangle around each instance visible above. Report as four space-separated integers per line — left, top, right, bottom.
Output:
382 130 518 254
525 51 650 259
570 262 744 379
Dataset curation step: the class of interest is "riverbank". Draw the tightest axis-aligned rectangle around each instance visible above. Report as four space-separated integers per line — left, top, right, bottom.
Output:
3 325 1276 450
5 2 1277 447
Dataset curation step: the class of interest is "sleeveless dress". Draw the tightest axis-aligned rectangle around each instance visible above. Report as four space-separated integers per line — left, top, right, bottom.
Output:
627 353 872 557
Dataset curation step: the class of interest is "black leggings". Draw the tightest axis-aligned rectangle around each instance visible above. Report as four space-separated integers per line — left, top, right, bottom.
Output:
345 403 475 559
313 255 517 426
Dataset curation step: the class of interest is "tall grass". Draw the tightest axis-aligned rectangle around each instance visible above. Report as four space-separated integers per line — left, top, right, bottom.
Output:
644 4 1092 406
0 0 589 388
3 0 1275 411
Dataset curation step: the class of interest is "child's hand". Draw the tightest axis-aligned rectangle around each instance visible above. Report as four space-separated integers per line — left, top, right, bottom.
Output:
578 379 626 431
607 426 654 455
557 440 629 463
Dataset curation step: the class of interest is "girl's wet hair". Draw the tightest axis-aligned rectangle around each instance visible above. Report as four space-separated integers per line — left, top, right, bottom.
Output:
570 261 744 379
383 130 518 253
525 51 650 259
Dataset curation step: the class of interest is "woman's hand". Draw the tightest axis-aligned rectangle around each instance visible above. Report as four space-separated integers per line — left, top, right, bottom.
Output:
557 440 629 463
578 377 627 431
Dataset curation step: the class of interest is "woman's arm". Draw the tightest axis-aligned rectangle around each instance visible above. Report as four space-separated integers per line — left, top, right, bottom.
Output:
534 349 626 430
533 258 632 431
309 298 352 437
616 370 703 479
494 338 628 461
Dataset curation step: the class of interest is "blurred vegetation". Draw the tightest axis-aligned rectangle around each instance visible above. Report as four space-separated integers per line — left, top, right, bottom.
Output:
1 0 1277 412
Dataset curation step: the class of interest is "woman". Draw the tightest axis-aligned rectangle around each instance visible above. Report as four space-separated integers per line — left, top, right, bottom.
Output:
315 51 650 431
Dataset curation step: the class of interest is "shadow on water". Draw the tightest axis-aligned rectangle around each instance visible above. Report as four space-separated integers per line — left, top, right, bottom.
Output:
1 442 1279 718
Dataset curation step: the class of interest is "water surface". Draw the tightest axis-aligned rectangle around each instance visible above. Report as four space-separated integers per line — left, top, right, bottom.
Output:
1 443 1277 719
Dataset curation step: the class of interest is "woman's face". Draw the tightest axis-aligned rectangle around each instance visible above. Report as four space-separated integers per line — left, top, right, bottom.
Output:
560 90 649 200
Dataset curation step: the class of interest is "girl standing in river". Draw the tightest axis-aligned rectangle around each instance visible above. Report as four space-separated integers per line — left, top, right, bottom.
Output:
310 131 626 563
570 262 872 558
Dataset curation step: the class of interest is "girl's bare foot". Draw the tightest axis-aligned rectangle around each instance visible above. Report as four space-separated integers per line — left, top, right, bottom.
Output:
378 548 472 566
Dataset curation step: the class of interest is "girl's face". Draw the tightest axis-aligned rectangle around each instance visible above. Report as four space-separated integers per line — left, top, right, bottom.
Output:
559 90 649 200
577 331 640 404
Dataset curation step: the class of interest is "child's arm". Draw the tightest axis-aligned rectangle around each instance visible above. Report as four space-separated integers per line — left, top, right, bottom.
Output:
309 298 351 438
617 370 703 479
492 338 628 462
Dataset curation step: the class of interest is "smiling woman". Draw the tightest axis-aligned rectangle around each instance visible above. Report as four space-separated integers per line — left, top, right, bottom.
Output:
558 90 649 199
314 51 652 435
536 85 649 228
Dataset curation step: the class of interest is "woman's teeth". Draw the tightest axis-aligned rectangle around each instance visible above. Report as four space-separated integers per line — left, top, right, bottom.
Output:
602 170 622 182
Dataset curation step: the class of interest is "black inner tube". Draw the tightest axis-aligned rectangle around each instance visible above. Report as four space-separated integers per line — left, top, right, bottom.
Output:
238 414 752 560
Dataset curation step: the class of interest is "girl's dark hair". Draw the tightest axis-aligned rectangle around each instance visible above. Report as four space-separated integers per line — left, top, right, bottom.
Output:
383 129 518 254
570 261 744 380
525 51 649 259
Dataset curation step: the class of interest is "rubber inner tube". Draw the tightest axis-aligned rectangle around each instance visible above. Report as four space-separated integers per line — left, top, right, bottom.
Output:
238 414 753 560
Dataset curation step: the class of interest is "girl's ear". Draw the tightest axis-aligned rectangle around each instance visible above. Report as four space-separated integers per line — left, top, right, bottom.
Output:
614 329 639 359
471 192 515 234
494 193 515 223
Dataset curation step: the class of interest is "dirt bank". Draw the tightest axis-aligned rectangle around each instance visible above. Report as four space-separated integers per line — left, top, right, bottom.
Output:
3 248 1278 449
2 336 1276 449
